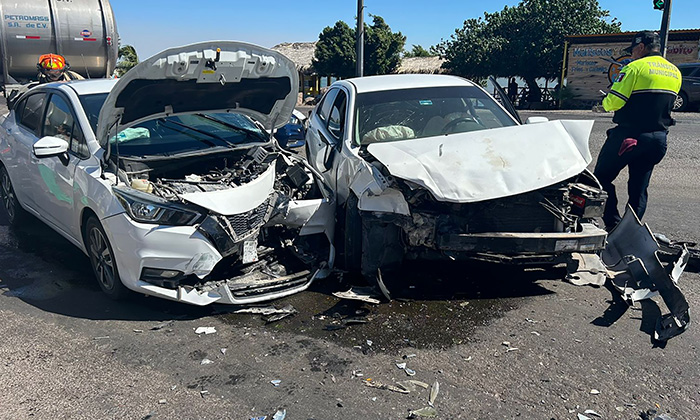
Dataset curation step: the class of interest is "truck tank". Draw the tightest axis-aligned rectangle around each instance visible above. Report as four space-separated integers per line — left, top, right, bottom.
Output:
0 0 118 87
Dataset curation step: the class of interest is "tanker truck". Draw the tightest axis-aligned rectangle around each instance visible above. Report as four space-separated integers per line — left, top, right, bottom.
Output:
0 0 119 95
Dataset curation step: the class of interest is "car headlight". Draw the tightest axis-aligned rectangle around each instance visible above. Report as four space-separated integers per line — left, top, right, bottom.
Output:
113 188 201 226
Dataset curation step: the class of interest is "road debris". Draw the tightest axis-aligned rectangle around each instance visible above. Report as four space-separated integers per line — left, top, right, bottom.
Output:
601 207 691 341
200 358 214 365
428 381 439 406
352 370 364 377
93 336 110 340
234 305 297 316
158 399 166 404
150 320 174 330
584 409 602 417
531 331 541 336
566 252 608 286
404 368 416 376
250 417 267 420
272 409 286 420
590 389 600 395
333 287 382 304
363 379 410 394
270 379 282 387
220 348 227 355
366 340 373 347
266 313 293 323
133 329 144 333
194 327 217 335
577 414 592 420
199 390 209 397
396 362 407 369
408 406 438 418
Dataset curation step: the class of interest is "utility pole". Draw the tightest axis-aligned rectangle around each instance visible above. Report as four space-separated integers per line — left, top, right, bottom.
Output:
356 0 364 77
658 0 672 57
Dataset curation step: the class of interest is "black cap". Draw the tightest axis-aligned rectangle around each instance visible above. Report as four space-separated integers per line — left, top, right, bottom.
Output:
623 31 661 54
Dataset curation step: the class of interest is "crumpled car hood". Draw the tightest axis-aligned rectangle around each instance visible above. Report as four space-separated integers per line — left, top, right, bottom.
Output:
177 162 276 215
367 120 594 203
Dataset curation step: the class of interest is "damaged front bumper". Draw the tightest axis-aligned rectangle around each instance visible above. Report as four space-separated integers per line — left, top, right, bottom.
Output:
103 195 334 306
436 223 607 260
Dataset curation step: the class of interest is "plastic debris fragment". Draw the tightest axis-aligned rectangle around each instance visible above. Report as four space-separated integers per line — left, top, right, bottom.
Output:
363 379 410 394
200 358 214 365
396 362 407 369
408 406 438 418
590 389 600 395
333 287 381 304
234 305 297 316
272 409 286 420
584 409 601 417
194 327 217 335
577 414 591 420
405 368 416 376
428 381 439 406
270 380 282 387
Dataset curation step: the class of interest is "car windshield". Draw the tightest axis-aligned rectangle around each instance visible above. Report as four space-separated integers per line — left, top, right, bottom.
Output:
109 113 268 157
354 86 518 146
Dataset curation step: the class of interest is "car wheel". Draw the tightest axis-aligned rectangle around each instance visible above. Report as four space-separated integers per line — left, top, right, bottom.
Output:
673 91 688 112
85 216 130 300
0 165 26 226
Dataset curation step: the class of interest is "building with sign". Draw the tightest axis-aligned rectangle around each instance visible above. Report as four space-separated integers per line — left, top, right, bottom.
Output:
564 29 700 105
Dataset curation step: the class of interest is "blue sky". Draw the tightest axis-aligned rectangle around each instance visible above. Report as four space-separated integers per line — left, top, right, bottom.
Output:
114 0 700 59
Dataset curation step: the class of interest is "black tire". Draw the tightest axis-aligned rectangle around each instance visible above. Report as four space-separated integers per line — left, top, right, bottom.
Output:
673 91 688 112
342 193 363 273
85 216 130 300
0 164 27 226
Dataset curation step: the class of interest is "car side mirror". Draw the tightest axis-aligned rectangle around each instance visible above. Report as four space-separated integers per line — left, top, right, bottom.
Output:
33 136 69 158
525 116 549 124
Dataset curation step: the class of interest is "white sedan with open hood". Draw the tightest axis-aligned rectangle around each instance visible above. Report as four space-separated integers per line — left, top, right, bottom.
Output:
305 74 608 279
0 41 334 305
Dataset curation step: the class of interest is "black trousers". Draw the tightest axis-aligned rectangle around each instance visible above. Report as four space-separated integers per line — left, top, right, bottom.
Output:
593 126 667 229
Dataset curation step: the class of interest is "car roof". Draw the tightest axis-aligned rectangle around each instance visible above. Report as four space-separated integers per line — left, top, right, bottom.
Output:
59 78 119 95
345 74 475 94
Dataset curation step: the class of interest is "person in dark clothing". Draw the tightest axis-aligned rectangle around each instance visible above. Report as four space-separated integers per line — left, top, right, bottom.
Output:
594 31 681 230
507 77 518 103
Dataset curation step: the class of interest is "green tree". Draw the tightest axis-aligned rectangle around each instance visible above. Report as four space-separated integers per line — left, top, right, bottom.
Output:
403 44 434 58
115 45 139 77
312 15 406 77
436 0 620 102
312 21 356 78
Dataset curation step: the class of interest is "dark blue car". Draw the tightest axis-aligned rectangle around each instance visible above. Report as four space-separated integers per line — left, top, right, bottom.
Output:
274 110 307 148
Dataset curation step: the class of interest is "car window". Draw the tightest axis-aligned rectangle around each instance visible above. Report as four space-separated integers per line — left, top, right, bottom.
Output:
327 90 347 140
18 93 47 135
13 96 28 123
43 94 89 159
317 89 339 122
354 86 518 146
679 66 699 77
78 93 109 134
110 112 268 157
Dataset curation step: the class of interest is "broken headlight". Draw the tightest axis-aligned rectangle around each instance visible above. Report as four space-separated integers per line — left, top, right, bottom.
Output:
113 188 201 226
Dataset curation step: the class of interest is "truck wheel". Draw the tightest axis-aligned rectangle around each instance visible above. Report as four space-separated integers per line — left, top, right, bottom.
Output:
0 165 26 226
673 91 688 112
85 216 130 300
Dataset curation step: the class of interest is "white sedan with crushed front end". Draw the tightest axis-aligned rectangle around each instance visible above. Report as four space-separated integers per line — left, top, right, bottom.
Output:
305 74 608 281
0 41 334 306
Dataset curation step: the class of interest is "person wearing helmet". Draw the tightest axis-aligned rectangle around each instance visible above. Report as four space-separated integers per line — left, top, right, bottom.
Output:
37 53 84 83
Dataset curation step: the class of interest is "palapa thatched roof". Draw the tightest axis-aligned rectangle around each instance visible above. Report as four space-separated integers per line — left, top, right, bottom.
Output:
397 56 446 74
271 42 317 73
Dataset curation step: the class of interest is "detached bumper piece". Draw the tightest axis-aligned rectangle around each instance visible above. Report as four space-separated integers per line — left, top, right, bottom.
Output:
437 223 607 255
602 207 691 341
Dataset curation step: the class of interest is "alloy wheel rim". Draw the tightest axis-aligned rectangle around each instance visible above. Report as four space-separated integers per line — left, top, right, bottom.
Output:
89 227 115 291
674 95 684 110
0 170 16 220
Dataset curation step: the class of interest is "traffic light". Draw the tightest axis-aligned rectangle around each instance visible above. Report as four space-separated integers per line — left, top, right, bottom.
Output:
653 0 665 10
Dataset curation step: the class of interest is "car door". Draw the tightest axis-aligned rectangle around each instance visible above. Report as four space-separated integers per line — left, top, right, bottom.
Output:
308 88 348 193
29 92 88 241
306 88 339 177
6 92 48 212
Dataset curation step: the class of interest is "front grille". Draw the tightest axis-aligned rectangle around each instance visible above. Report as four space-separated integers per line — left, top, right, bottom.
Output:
226 199 271 238
412 184 569 234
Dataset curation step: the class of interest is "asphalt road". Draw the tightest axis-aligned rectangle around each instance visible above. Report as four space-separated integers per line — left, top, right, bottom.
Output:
1 107 699 419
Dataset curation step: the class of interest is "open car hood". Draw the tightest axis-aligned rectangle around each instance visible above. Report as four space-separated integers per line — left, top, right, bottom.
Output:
367 120 595 203
96 41 298 148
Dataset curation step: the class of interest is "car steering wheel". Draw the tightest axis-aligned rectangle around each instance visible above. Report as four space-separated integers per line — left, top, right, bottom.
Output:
441 117 480 134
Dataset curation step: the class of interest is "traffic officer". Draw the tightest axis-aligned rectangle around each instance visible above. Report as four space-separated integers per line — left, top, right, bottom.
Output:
594 31 681 231
37 53 84 83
